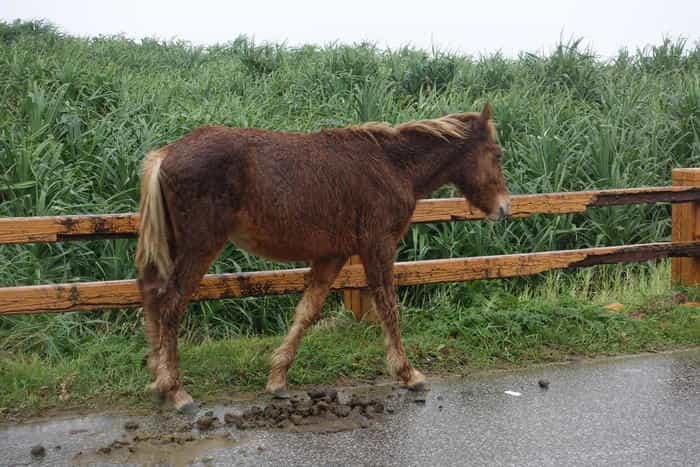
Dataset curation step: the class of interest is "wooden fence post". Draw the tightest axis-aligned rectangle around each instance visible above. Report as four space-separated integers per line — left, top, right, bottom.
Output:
342 256 378 321
672 168 700 285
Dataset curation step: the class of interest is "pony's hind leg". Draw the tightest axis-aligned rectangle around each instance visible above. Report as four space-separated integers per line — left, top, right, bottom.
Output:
137 263 166 395
360 240 426 390
266 256 347 398
151 237 227 412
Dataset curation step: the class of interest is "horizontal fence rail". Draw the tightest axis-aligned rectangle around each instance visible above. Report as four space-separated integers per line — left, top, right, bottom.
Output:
2 186 700 245
3 173 700 317
1 241 699 315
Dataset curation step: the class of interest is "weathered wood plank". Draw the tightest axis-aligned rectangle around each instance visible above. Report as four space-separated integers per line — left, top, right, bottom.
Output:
671 169 700 284
3 186 700 245
411 186 700 222
2 241 699 315
341 255 378 321
0 214 138 244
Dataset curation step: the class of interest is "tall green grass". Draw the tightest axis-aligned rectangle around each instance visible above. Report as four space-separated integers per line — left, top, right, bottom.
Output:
1 20 699 349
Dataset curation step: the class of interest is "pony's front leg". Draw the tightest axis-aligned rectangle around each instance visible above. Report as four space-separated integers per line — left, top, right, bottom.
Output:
360 240 426 390
266 256 347 398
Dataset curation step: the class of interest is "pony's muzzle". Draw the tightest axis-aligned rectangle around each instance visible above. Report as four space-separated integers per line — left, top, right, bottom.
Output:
493 196 511 220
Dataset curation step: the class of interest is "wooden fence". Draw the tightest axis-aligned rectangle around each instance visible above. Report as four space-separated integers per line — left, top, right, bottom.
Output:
2 168 700 319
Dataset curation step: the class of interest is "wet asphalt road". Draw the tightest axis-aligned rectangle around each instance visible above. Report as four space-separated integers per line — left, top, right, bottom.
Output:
2 349 699 466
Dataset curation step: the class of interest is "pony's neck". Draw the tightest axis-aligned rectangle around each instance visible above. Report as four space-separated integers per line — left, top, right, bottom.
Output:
384 135 465 199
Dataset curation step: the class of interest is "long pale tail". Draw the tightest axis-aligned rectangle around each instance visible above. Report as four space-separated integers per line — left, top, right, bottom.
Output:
135 149 173 280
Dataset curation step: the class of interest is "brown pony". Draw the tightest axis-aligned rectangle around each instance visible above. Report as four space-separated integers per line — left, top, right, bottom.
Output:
135 103 510 412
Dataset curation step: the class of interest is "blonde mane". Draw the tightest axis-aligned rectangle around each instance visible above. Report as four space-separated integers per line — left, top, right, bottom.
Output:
349 113 480 142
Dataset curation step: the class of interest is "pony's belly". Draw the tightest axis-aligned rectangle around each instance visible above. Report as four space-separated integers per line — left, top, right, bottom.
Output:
229 230 338 262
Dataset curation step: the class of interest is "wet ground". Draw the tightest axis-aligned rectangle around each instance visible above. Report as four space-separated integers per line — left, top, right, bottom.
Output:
2 349 699 466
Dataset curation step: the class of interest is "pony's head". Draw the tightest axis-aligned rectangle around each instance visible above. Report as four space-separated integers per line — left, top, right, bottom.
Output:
452 103 510 219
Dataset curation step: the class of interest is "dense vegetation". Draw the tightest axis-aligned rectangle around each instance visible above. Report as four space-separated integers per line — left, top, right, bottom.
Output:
0 20 699 378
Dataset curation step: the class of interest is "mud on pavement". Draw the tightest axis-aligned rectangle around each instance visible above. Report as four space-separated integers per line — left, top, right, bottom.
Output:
3 384 420 466
218 386 386 433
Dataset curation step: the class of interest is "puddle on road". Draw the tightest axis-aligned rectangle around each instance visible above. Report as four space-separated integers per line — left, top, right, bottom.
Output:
0 383 416 466
73 432 237 467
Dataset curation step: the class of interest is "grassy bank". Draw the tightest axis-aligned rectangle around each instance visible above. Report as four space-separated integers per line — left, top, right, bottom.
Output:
2 263 698 415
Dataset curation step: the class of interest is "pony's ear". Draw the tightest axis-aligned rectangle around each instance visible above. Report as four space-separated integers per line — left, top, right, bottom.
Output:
481 102 493 121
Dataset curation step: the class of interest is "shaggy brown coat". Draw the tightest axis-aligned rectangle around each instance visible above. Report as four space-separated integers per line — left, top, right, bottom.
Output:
136 104 509 411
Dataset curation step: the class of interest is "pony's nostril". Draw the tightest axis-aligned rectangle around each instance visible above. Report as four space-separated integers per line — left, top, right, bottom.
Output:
499 206 506 218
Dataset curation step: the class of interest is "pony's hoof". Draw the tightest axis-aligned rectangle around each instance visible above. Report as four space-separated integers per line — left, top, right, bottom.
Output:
146 383 166 404
407 380 429 392
405 369 429 392
176 400 199 416
151 391 167 404
172 388 197 415
268 387 290 399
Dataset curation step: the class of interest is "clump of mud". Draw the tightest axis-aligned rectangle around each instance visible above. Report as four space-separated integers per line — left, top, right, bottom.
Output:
223 387 388 433
124 421 139 431
195 414 218 431
30 444 46 458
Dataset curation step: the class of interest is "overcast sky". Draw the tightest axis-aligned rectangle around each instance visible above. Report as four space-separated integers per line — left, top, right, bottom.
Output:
2 0 698 57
